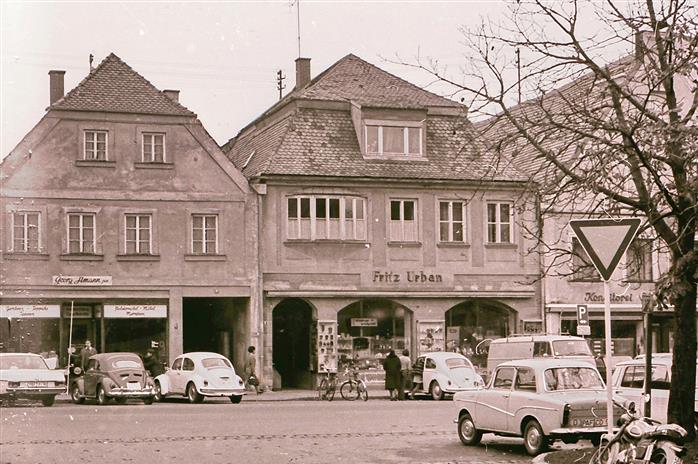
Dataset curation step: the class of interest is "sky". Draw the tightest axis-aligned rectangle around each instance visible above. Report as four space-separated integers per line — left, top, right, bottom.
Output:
0 1 626 157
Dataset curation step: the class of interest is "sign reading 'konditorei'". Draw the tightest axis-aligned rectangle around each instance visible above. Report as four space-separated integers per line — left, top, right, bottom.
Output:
53 275 112 286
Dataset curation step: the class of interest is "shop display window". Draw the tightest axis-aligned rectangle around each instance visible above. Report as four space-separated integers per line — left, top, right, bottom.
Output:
104 318 167 362
0 318 59 357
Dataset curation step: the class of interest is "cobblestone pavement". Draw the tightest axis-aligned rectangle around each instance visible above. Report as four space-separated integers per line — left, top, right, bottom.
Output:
1 399 545 463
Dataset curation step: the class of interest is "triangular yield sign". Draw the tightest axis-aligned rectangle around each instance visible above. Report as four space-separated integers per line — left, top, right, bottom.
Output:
569 218 642 281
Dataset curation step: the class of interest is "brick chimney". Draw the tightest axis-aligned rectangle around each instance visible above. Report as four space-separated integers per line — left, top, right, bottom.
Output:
48 70 65 105
295 57 311 90
163 89 180 102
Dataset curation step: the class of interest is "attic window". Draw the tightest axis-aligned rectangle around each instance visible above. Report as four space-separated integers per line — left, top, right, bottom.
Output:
243 150 256 169
364 120 423 157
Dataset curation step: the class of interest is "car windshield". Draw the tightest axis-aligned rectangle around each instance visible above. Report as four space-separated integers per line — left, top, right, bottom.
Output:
552 340 592 356
544 367 604 391
106 355 144 370
202 358 232 369
0 355 48 370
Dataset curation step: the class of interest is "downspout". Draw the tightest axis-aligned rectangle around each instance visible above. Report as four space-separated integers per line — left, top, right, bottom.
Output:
535 189 548 334
251 182 266 386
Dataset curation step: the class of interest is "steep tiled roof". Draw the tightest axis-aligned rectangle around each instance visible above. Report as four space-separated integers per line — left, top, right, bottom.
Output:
294 54 462 109
477 55 638 181
228 107 526 182
50 53 195 117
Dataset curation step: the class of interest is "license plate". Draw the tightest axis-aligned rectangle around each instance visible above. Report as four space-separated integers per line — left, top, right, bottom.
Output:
27 381 48 388
126 382 141 390
571 418 607 427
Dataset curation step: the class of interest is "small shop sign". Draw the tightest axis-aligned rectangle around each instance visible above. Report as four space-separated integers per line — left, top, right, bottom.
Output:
104 304 167 318
53 275 112 286
61 307 93 319
351 318 378 327
0 304 60 318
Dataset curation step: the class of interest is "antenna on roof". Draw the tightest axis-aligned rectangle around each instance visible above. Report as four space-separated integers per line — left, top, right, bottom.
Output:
515 48 521 104
277 70 286 100
290 0 301 57
89 53 94 73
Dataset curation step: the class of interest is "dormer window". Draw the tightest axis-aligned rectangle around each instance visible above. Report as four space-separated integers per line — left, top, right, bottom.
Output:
364 120 422 157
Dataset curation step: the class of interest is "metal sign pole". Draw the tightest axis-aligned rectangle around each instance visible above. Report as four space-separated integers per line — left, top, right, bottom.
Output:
603 280 614 435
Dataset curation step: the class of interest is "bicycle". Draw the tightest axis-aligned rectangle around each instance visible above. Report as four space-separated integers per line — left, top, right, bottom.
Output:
317 371 338 401
339 367 368 401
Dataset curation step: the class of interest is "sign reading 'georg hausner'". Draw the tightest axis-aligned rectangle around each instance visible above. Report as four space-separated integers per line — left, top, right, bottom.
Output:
53 275 112 286
372 270 444 283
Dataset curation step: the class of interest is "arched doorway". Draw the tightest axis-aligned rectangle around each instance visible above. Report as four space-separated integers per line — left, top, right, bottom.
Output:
272 298 314 389
337 299 412 370
445 300 516 368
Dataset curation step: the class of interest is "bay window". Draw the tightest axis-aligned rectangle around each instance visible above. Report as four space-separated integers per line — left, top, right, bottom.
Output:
287 196 366 241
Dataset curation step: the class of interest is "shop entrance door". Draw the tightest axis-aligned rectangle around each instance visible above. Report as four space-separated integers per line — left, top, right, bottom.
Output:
60 305 99 367
272 299 313 389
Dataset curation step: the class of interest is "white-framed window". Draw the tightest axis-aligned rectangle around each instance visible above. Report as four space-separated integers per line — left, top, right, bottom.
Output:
84 130 108 160
389 199 417 242
286 196 366 241
191 214 218 254
142 133 165 163
67 213 96 254
365 122 422 156
11 211 41 252
439 201 466 242
486 202 512 243
125 214 152 255
571 237 600 281
627 239 653 282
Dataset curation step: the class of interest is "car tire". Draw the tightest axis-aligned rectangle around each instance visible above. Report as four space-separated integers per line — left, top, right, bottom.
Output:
458 413 482 446
523 420 548 456
143 397 154 405
430 381 444 401
229 395 242 404
96 386 108 405
186 383 203 404
115 397 127 405
154 381 164 402
41 395 56 407
71 383 84 404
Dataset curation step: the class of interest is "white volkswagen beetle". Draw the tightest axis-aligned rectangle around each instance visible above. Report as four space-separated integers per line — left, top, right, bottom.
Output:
411 352 484 400
154 352 246 404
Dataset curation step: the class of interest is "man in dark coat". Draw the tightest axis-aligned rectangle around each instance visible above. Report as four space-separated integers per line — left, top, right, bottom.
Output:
79 340 97 369
382 350 402 401
143 349 164 377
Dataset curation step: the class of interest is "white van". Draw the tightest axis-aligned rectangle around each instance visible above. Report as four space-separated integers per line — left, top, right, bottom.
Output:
486 335 595 374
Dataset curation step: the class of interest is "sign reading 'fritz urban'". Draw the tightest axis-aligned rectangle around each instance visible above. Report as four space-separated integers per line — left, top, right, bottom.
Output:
372 270 443 283
52 275 112 286
103 304 167 318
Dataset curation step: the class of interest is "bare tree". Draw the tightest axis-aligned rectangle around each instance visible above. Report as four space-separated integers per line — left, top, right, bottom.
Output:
402 0 697 437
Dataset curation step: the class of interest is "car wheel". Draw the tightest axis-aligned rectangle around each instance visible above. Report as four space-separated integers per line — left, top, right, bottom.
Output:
523 420 548 456
458 413 482 446
71 383 85 404
96 386 108 405
154 381 164 402
229 395 242 404
143 397 154 405
115 398 127 405
430 381 444 401
41 395 56 407
186 383 203 403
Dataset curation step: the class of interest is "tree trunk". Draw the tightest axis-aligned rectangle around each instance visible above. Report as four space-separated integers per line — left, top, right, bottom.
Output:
667 263 697 440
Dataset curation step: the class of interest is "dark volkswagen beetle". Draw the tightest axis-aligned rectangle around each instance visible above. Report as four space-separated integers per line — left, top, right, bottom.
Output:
70 352 155 405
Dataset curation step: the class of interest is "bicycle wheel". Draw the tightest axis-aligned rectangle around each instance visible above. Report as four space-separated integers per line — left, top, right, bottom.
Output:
318 377 329 400
359 381 368 401
325 379 336 401
340 380 360 401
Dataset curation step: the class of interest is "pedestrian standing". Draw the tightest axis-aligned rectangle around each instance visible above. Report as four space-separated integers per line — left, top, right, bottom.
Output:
398 349 411 400
382 350 401 401
409 356 425 400
244 346 262 394
79 340 97 369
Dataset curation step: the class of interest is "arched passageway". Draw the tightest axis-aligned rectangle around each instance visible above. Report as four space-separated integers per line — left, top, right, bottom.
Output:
272 298 315 389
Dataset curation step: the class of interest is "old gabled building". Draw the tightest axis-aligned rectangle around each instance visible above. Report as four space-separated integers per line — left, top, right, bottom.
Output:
0 54 257 369
224 54 543 389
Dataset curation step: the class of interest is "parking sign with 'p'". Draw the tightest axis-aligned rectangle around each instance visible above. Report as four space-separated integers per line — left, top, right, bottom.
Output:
577 304 590 335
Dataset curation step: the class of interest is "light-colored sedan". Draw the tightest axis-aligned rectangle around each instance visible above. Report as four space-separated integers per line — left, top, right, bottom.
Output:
454 358 621 456
412 352 484 400
154 352 246 404
0 353 66 406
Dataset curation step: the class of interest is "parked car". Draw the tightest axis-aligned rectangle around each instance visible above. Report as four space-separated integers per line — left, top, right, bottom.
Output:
70 352 155 405
454 358 621 456
154 352 246 404
411 352 484 400
612 355 698 425
486 334 595 375
0 353 66 406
